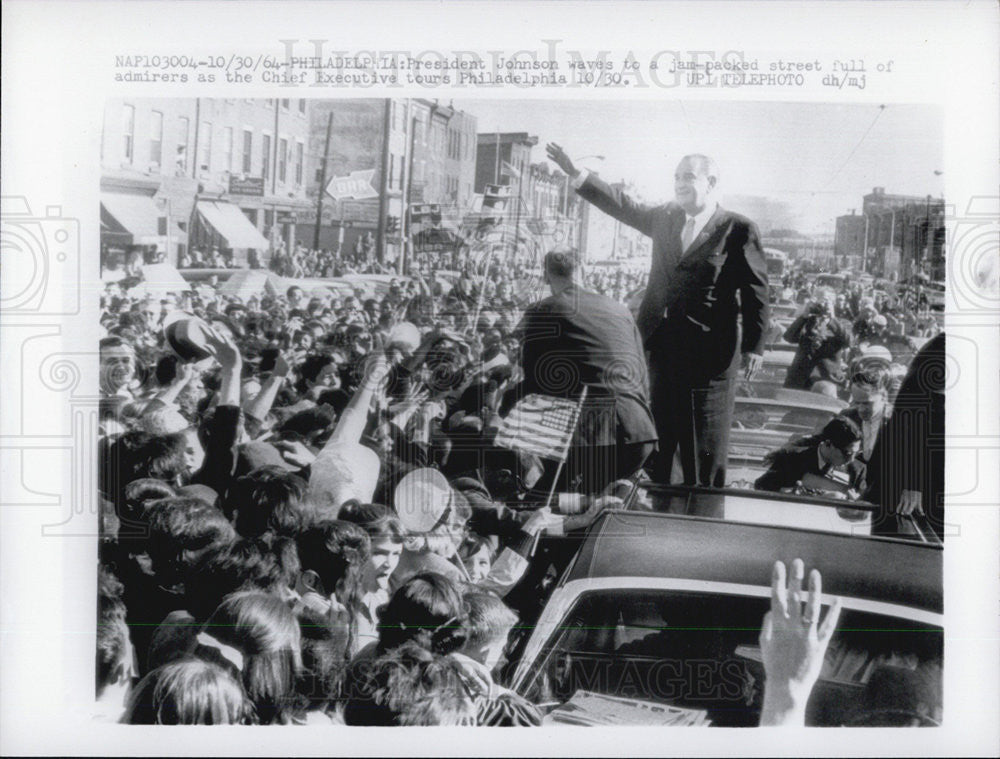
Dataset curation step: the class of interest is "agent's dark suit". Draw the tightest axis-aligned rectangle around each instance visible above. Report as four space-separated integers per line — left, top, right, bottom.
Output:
506 283 657 494
577 173 770 486
864 332 945 540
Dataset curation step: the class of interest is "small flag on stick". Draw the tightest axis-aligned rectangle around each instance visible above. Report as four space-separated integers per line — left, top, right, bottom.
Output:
493 389 588 462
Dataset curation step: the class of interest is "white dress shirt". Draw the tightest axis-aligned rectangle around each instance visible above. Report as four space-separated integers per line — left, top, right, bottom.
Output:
681 201 718 254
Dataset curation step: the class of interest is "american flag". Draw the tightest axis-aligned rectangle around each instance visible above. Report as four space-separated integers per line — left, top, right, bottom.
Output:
493 391 586 462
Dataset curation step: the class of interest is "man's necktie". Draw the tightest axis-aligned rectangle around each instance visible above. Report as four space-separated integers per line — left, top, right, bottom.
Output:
681 216 696 252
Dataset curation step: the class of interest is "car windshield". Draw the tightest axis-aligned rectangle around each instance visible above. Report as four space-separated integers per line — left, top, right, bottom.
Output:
519 588 942 726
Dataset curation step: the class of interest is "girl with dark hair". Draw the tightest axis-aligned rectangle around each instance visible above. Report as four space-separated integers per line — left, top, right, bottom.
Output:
341 572 477 726
458 533 497 584
197 591 303 725
227 466 311 537
336 501 406 654
374 571 469 657
293 519 371 718
295 353 340 399
754 416 863 496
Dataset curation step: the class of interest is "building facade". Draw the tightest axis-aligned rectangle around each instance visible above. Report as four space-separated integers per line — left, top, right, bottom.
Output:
862 187 945 281
100 97 312 270
302 99 478 267
409 100 477 210
829 187 947 281
834 212 867 272
576 178 652 263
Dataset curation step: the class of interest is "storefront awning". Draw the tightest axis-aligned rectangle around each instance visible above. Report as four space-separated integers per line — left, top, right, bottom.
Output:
197 201 269 250
101 192 162 243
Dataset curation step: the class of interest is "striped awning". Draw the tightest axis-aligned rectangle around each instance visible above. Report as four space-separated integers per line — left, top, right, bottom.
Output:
197 201 269 250
100 192 162 243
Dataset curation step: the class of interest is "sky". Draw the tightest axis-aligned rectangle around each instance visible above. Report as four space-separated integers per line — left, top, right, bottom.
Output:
451 99 944 234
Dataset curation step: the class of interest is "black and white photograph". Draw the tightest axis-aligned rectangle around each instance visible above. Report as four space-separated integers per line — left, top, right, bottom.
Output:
94 96 946 727
2 1 998 755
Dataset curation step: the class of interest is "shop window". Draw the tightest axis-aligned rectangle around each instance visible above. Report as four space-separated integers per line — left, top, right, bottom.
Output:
242 129 253 174
278 138 288 183
122 104 135 163
176 116 189 174
148 110 163 168
262 134 271 180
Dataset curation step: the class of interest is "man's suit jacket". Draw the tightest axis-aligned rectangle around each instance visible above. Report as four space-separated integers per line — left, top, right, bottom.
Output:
578 173 770 381
507 284 657 448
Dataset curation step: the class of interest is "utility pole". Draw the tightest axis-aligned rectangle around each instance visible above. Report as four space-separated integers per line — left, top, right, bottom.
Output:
493 131 500 185
513 160 524 264
191 98 201 180
862 212 870 275
398 99 411 275
313 110 334 250
400 100 416 276
271 99 281 252
375 99 392 266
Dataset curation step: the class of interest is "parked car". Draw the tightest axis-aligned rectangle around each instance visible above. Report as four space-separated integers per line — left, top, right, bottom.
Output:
508 489 943 726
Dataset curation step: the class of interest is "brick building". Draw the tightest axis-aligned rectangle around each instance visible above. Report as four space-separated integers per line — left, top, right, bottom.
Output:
302 99 478 266
100 98 313 269
832 188 946 281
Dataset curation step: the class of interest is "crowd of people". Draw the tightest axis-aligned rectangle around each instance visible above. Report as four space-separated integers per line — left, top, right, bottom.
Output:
97 234 888 725
777 271 939 395
265 234 392 278
749 268 946 542
96 141 944 725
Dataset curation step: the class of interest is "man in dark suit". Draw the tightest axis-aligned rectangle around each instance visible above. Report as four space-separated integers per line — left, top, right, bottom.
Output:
863 331 946 541
503 249 658 495
547 145 770 487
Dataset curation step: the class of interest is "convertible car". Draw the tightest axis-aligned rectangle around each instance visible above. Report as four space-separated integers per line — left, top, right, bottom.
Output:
507 486 943 727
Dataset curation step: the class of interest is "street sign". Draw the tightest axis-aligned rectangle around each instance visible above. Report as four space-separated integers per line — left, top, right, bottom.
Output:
325 170 378 201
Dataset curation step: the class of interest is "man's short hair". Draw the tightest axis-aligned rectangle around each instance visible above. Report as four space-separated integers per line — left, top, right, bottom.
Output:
462 591 518 649
850 363 892 393
681 153 720 182
543 249 581 279
100 335 135 354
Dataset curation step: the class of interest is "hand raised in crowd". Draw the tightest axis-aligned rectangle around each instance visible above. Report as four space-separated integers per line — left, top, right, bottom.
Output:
203 327 242 369
361 345 390 393
272 353 292 379
759 559 841 726
545 142 578 178
272 440 317 469
172 360 200 389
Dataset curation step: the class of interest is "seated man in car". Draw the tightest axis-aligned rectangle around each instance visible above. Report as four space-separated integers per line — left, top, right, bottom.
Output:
754 417 862 497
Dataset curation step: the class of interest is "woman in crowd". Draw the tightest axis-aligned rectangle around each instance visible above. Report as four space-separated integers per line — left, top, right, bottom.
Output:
96 247 938 727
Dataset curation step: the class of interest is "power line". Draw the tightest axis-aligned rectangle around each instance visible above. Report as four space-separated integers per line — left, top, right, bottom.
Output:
825 104 886 188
